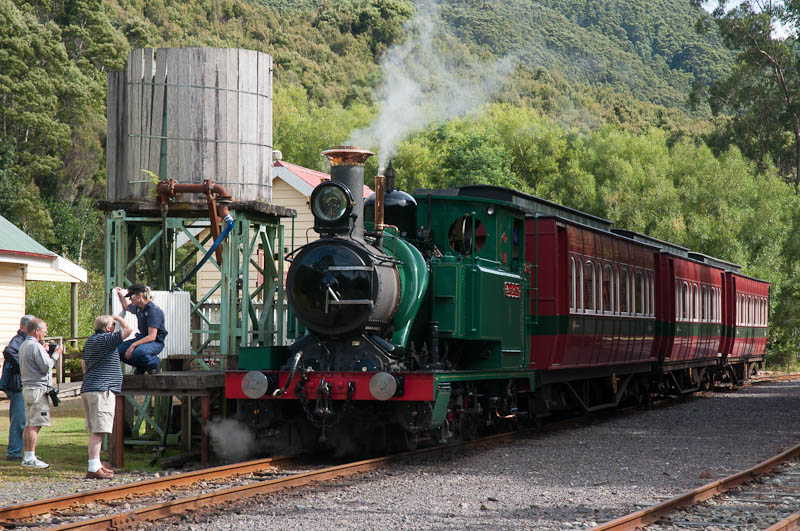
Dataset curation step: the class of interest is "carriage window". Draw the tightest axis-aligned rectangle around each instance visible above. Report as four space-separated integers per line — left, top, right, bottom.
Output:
620 268 629 314
643 272 649 316
650 272 655 316
737 294 742 325
602 264 613 313
578 259 584 312
675 281 681 320
448 215 486 255
682 282 690 320
764 297 769 325
584 261 596 312
711 288 716 323
745 295 750 325
512 218 522 260
570 257 576 312
701 286 707 322
634 272 643 315
693 284 699 322
757 298 762 326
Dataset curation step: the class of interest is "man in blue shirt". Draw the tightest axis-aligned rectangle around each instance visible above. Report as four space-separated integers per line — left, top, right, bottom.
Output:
1 315 35 460
114 284 168 375
81 314 132 479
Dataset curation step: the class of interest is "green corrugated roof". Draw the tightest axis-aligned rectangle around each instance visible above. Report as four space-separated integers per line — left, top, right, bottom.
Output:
0 216 55 256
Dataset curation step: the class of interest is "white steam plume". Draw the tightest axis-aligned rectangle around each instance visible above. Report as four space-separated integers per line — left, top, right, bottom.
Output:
348 1 517 172
206 417 256 462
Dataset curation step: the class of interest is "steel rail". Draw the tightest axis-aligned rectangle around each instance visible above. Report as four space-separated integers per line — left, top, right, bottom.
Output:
0 395 687 528
0 455 294 522
6 380 783 529
765 510 800 531
45 432 522 530
591 441 800 530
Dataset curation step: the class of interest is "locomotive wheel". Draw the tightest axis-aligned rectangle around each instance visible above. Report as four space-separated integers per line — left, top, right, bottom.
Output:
459 413 482 441
402 429 419 452
387 424 419 453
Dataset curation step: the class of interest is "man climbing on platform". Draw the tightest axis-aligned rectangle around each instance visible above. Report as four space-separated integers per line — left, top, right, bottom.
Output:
114 284 167 375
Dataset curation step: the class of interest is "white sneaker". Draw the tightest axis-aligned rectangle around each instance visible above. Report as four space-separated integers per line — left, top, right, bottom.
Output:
21 457 49 469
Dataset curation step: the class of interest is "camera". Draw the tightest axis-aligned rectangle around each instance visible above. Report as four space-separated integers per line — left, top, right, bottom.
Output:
47 387 60 407
48 343 58 354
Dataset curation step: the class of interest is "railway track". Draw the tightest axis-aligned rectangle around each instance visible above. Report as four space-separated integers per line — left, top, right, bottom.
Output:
1 432 522 530
592 441 800 531
3 375 795 530
0 456 298 527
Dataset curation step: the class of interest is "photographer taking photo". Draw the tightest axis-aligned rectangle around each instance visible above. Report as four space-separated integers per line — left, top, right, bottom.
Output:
19 318 62 469
81 314 132 479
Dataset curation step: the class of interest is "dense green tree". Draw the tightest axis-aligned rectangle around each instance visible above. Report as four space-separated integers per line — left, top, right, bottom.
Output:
697 0 800 191
273 84 375 170
26 271 105 339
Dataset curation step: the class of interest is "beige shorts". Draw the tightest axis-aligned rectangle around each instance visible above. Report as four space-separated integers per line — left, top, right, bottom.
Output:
22 388 51 427
82 390 116 434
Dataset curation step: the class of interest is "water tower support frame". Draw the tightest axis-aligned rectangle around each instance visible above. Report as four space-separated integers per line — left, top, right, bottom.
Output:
104 208 286 364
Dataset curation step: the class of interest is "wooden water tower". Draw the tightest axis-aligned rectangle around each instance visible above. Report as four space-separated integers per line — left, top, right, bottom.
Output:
107 47 273 205
103 47 293 360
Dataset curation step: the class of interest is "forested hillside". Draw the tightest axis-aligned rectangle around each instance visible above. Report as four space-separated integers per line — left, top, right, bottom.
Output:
1 0 799 365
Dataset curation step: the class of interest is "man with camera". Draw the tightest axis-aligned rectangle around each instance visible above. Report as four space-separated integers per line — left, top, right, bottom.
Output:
81 314 132 479
19 318 62 469
0 315 35 461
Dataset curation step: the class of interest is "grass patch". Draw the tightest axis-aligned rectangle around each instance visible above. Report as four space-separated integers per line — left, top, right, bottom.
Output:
0 396 163 483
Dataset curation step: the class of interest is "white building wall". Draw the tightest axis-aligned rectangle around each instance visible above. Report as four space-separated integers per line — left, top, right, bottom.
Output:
0 263 26 360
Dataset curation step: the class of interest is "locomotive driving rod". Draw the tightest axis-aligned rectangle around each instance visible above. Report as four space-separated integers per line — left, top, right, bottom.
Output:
156 179 232 265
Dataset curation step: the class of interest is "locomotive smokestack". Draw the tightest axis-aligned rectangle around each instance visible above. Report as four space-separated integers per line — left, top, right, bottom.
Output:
385 161 395 192
322 146 373 240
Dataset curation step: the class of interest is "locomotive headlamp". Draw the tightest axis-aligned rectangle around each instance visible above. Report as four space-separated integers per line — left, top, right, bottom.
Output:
241 371 270 399
311 181 353 223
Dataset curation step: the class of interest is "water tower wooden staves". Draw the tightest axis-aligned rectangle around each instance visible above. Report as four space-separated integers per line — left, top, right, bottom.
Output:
102 47 293 364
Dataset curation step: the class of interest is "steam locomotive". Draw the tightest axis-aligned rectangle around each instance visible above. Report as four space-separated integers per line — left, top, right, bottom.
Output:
225 146 770 453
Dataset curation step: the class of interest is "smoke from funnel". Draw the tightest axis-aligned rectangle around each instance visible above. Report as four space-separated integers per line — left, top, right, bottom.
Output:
348 1 517 172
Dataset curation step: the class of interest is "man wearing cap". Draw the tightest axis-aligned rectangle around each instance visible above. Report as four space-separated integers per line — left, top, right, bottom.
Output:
114 285 168 375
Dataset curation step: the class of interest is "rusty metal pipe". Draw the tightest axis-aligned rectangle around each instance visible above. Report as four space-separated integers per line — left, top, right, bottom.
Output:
156 179 232 263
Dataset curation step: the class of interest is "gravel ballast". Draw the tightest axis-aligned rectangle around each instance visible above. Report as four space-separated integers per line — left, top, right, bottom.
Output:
3 380 799 529
157 380 800 530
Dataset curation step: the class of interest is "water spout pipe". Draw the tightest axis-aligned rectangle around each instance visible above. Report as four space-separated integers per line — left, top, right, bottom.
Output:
175 213 234 289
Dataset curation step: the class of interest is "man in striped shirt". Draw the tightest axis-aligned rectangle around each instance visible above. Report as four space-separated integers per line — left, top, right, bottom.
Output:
81 314 132 479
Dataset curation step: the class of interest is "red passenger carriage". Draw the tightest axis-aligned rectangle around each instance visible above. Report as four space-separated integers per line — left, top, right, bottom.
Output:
527 218 658 374
721 272 770 382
